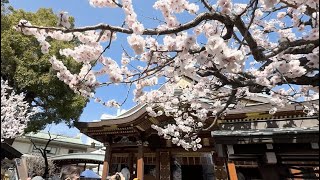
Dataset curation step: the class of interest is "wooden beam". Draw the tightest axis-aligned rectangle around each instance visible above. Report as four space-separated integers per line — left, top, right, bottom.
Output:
227 161 238 180
101 143 111 180
137 142 144 180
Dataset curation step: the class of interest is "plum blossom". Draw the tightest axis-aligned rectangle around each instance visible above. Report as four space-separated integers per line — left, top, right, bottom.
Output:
89 0 119 8
15 0 320 150
127 34 145 55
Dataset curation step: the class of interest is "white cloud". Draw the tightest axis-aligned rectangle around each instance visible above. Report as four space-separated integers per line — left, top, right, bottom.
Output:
100 113 115 119
117 109 127 116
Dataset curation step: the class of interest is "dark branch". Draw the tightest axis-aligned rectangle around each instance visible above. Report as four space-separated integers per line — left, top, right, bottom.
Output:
18 12 234 37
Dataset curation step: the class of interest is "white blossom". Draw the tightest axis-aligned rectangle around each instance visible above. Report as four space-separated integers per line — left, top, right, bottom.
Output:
1 79 36 141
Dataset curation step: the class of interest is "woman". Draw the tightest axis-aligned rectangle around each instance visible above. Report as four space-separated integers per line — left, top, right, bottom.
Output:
60 166 81 180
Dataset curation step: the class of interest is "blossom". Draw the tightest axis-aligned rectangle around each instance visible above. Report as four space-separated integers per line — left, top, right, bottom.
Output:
1 79 37 141
89 0 119 8
127 34 145 55
14 0 320 150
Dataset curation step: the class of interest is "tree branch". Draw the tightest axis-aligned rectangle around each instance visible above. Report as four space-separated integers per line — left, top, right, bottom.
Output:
200 0 214 12
234 16 265 61
18 12 234 37
203 88 238 130
265 39 319 58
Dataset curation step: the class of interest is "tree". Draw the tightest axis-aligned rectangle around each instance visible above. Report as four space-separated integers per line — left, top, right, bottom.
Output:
1 6 88 132
16 0 319 150
29 132 57 179
25 153 56 178
1 78 36 141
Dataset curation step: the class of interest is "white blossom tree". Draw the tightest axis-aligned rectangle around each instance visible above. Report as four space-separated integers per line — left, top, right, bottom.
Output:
1 78 36 141
15 0 319 150
25 153 56 178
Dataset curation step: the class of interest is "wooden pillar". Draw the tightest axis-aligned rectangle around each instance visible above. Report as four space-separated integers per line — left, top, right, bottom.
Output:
156 151 160 180
137 141 144 180
14 158 28 180
128 152 134 179
159 151 170 180
101 142 111 180
212 153 228 180
259 164 280 180
227 161 238 180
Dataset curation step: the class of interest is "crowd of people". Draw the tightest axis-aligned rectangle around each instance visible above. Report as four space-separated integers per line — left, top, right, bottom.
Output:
27 165 81 180
26 165 135 180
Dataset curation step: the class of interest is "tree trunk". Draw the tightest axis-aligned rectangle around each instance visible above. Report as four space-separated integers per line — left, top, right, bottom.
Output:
42 151 49 179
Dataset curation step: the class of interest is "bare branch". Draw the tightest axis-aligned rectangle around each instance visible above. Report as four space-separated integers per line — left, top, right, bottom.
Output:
234 16 265 61
238 0 258 50
200 0 213 12
30 138 44 156
112 0 123 8
265 39 319 59
203 88 238 130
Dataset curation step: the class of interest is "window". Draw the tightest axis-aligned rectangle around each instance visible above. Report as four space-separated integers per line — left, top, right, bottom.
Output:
68 149 84 154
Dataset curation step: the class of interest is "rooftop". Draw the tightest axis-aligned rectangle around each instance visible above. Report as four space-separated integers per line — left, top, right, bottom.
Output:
21 132 85 145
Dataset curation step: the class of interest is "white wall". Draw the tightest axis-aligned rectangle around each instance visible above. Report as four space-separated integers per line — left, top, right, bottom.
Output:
12 141 32 154
12 139 89 156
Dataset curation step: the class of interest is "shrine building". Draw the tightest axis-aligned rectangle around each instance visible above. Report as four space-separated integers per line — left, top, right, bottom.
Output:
75 98 319 180
75 77 319 180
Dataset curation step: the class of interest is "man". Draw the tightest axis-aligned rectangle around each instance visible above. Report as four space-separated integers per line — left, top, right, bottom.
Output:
60 166 80 180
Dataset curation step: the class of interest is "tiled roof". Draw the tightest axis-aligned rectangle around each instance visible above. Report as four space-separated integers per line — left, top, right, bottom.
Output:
49 153 104 162
23 132 84 145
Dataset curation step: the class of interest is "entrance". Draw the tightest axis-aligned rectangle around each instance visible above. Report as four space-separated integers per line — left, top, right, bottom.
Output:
181 165 203 180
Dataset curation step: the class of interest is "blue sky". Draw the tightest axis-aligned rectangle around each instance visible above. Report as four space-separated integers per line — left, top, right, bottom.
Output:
9 0 135 140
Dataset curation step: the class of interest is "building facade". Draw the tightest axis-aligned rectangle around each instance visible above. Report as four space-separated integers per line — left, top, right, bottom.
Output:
75 99 319 180
212 100 319 180
12 132 95 156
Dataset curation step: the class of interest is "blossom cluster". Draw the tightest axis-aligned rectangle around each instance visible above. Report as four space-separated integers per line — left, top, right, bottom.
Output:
153 0 199 28
1 79 37 141
89 0 119 8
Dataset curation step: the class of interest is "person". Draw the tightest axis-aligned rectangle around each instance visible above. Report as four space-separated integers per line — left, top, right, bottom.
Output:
31 176 44 180
109 172 125 180
120 166 130 180
60 165 81 180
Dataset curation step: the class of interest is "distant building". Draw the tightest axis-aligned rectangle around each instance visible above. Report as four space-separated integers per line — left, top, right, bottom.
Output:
12 132 99 156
